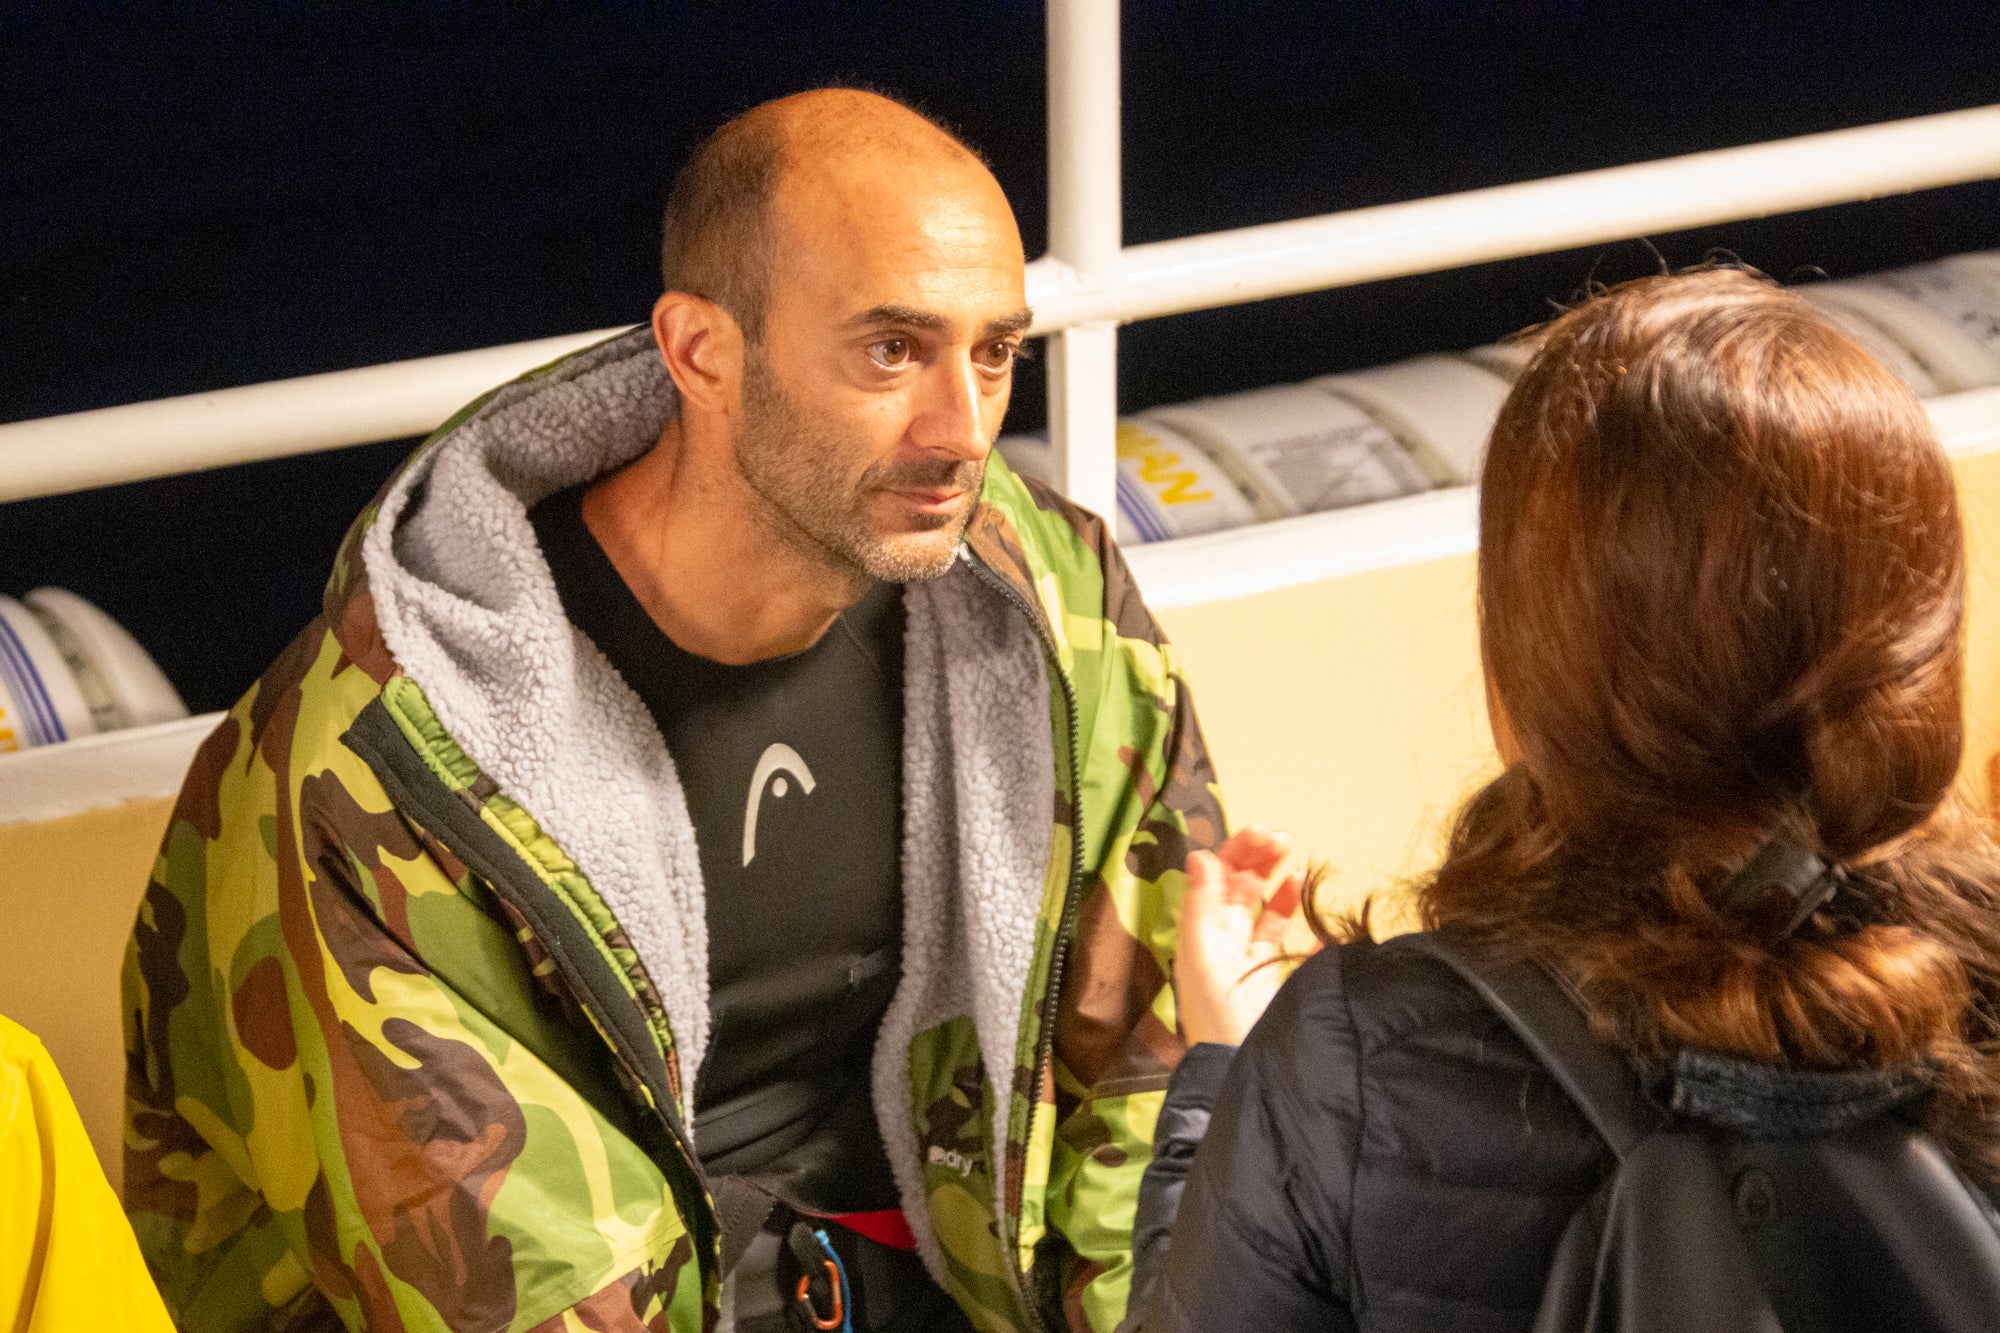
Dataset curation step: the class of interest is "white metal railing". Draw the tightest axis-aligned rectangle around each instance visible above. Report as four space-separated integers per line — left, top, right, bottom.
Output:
0 328 633 504
14 377 2000 827
5 1 2000 508
1040 0 1123 518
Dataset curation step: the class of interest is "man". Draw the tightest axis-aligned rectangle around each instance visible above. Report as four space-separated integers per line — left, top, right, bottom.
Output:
125 89 1224 1333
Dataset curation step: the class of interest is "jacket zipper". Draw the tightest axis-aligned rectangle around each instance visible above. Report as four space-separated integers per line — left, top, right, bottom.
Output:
342 701 719 1287
962 548 1088 1333
470 838 719 1277
477 865 716 1273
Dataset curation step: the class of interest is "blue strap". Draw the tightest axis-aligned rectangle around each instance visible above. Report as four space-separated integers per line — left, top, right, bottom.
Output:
805 1226 855 1333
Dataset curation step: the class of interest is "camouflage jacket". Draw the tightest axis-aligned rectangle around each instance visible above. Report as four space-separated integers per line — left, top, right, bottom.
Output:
124 328 1225 1333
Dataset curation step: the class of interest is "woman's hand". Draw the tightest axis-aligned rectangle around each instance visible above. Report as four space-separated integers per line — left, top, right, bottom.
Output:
1173 827 1309 1047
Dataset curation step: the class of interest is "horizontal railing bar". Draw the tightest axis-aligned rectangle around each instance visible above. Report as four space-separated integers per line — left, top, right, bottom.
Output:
9 383 2000 826
6 105 2000 502
1024 105 2000 332
0 328 631 503
13 385 2000 825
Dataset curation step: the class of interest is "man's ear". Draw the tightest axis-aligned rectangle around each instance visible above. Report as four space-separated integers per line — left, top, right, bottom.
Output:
652 291 743 416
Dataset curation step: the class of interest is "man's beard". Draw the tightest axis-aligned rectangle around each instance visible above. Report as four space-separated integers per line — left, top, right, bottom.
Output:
733 346 985 584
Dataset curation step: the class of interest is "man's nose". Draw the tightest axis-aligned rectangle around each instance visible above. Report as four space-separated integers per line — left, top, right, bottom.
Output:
913 358 991 463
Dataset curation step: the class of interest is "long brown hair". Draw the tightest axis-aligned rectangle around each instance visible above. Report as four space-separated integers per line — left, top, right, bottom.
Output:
1373 269 2000 1174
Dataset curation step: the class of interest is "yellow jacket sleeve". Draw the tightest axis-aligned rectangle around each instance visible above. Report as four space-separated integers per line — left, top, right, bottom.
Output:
0 1014 175 1333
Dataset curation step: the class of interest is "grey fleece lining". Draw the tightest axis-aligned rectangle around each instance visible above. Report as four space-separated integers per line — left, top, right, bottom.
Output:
882 564 1056 1283
361 326 1054 1285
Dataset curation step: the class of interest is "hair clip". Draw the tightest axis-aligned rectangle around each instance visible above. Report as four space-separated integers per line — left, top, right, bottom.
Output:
1718 833 1843 940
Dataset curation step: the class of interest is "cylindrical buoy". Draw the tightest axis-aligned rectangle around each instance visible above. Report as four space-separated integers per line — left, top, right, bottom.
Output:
1142 383 1430 520
1793 286 1946 398
0 590 187 752
25 588 188 733
994 421 1262 544
1459 340 1538 384
0 595 99 751
1801 271 2000 393
1309 356 1513 487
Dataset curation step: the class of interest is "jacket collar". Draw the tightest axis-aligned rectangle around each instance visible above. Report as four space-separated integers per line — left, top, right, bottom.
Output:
1667 1047 1935 1136
324 325 1055 686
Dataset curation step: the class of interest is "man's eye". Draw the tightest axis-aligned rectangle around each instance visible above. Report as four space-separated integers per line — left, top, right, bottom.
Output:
869 338 914 367
979 341 1021 371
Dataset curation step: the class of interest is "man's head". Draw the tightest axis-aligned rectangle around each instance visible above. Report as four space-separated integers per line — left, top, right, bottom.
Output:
652 89 1030 584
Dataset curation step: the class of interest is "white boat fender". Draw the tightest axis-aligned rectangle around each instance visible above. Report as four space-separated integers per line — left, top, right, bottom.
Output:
1460 339 1538 384
1142 383 1430 521
1794 286 1946 399
1308 355 1513 488
993 424 1261 545
25 588 188 732
1803 272 2000 393
0 594 99 751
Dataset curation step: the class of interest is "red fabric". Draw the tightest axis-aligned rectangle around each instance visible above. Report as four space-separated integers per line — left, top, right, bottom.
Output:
827 1208 919 1252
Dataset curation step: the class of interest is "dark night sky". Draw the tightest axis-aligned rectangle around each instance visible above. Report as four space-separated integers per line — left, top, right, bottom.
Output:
5 1 1999 711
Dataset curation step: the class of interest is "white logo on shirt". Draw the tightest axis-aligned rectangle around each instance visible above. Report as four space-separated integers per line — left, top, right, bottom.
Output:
742 743 816 866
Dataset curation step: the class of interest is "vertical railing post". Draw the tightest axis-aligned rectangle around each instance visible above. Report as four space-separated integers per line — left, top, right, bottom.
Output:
1044 0 1121 519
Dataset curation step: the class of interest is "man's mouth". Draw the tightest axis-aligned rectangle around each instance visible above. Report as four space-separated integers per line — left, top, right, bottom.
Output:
884 487 967 515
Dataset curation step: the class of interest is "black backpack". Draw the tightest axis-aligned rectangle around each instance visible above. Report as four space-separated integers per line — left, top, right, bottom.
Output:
1413 932 2000 1333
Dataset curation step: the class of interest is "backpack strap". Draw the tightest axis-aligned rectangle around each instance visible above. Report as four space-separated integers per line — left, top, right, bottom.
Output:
1410 932 1667 1158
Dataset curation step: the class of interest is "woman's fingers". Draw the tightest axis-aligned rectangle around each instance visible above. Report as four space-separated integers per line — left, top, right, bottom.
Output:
1251 873 1304 954
1175 851 1313 1046
1190 850 1255 918
1189 851 1255 923
1184 849 1221 898
1185 832 1308 935
1264 874 1301 920
1247 872 1305 963
1216 825 1293 879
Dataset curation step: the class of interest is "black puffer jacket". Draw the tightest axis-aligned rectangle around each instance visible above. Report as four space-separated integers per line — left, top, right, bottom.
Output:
1127 932 1939 1333
1134 935 1610 1332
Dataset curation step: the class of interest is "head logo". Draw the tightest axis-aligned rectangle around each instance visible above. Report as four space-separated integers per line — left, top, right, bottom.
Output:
742 743 816 866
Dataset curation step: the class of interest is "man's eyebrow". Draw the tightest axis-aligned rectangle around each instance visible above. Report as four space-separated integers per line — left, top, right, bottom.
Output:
844 305 1037 336
848 304 950 332
984 308 1035 336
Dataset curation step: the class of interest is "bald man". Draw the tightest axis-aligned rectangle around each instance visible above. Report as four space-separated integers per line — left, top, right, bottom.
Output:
125 91 1225 1333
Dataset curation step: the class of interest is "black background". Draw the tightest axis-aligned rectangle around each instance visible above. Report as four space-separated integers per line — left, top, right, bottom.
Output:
5 1 1999 711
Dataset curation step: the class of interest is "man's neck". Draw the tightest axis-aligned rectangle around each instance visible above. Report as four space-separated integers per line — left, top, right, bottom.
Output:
580 418 866 665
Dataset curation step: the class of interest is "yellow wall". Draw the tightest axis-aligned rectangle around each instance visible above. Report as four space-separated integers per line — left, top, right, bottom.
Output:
1158 551 1492 935
0 796 173 1191
1962 448 2000 820
7 447 2000 1189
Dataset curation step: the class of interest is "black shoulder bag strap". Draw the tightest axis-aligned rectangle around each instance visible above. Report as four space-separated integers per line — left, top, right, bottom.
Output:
1408 932 1666 1157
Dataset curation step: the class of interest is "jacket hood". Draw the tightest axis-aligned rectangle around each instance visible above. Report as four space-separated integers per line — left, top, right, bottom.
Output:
341 326 711 1077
